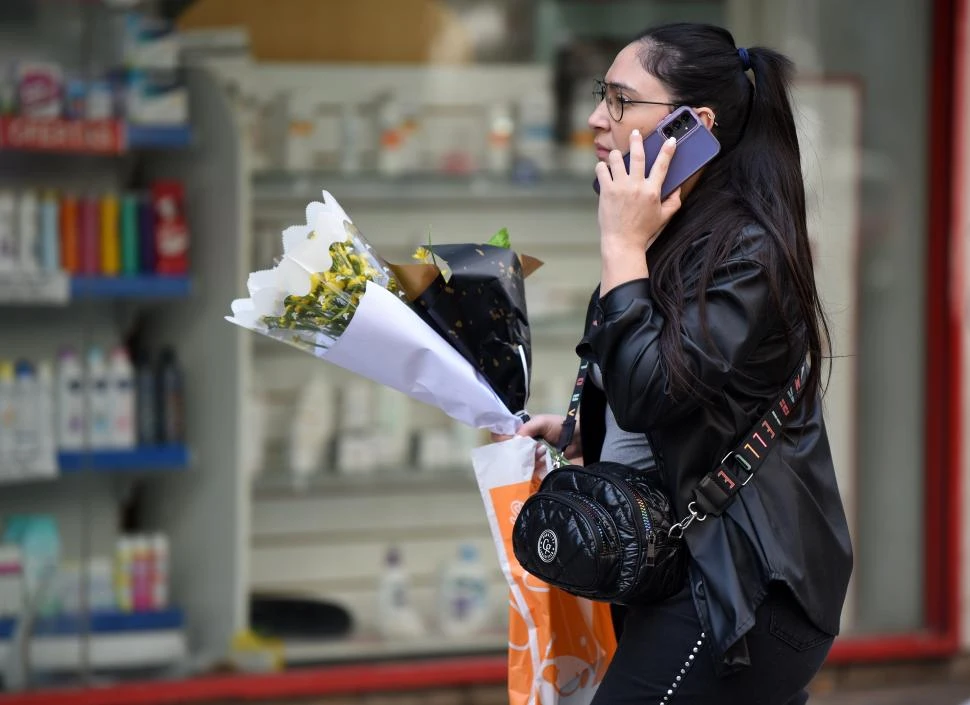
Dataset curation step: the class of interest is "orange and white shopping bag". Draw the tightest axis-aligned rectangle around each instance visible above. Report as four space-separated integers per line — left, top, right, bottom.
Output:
471 436 617 705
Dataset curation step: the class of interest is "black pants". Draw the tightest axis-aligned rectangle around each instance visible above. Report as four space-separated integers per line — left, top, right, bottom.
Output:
590 582 834 705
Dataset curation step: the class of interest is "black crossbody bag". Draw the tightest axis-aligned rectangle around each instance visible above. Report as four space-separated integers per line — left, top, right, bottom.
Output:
511 358 809 606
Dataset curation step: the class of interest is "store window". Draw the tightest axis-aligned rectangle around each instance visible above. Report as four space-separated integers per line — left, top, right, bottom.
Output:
224 0 947 657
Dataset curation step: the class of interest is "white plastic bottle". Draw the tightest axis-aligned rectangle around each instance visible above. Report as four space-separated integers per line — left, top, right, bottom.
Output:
438 543 490 637
107 346 136 449
12 360 38 471
0 361 16 475
56 348 86 451
34 361 56 476
38 190 60 272
17 190 38 271
113 537 133 612
86 347 112 449
0 191 17 271
151 533 169 610
376 546 425 639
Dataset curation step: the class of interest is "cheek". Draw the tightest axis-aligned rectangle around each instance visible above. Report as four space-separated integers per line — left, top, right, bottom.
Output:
612 125 635 150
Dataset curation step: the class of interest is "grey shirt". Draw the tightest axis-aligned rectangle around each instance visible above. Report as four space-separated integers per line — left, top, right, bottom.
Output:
588 363 657 472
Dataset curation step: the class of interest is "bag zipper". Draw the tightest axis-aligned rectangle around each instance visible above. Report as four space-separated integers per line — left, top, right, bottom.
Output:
562 491 619 555
564 466 647 577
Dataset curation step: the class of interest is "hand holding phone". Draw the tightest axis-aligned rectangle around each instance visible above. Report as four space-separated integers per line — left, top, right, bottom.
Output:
593 105 721 198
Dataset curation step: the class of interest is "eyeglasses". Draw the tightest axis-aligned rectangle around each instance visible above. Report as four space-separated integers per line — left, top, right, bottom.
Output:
593 79 678 122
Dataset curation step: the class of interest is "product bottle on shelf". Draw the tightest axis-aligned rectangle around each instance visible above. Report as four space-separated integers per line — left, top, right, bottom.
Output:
12 360 38 468
132 536 151 612
0 191 17 271
114 537 133 612
152 181 189 275
120 192 139 275
376 545 425 639
438 542 490 637
137 191 155 274
107 346 135 449
86 346 112 449
0 362 16 473
38 190 60 272
100 191 120 276
134 351 156 446
151 532 169 610
79 194 101 276
56 348 85 451
17 190 38 271
60 194 79 274
156 346 184 445
35 361 56 472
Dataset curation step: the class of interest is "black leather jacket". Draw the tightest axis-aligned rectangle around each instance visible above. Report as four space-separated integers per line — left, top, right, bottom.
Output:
575 227 853 672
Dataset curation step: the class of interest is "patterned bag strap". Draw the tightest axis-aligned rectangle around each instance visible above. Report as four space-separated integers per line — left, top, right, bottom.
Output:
670 358 811 536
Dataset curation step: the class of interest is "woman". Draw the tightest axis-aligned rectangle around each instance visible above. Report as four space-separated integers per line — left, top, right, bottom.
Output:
517 23 853 704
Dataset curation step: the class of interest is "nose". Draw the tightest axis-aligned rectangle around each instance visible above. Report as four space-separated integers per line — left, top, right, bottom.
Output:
588 100 610 131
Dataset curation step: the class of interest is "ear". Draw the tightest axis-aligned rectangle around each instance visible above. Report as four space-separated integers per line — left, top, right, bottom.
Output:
694 107 717 130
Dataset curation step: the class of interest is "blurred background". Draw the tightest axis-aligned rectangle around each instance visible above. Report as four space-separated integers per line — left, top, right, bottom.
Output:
0 0 965 703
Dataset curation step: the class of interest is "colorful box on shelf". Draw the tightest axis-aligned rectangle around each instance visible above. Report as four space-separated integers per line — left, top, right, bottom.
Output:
0 116 191 154
0 607 183 639
58 445 189 473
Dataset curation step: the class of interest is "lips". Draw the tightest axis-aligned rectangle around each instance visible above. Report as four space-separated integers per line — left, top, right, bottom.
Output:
594 143 611 159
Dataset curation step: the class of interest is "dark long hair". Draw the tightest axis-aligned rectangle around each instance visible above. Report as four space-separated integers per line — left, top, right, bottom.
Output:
634 22 829 406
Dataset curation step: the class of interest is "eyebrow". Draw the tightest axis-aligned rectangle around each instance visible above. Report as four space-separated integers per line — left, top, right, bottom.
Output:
605 80 639 94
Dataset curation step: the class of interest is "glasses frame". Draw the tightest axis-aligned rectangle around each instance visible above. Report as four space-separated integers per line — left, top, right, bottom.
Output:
593 79 678 122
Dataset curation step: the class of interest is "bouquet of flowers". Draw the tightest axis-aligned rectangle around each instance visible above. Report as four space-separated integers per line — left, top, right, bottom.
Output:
228 189 615 705
226 190 540 435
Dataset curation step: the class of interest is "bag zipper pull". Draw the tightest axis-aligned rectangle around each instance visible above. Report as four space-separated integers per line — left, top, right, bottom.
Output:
646 532 657 567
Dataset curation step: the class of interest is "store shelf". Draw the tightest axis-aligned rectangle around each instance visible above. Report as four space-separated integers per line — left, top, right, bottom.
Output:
71 275 192 299
0 274 191 305
58 445 190 473
0 608 183 639
0 117 191 155
251 170 597 206
252 468 477 497
0 609 186 673
282 630 507 665
0 654 507 705
126 124 193 150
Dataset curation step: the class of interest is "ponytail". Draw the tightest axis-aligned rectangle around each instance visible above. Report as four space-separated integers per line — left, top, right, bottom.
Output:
633 24 830 406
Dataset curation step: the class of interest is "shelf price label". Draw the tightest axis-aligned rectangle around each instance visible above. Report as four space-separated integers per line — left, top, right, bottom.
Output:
0 117 125 154
0 271 70 304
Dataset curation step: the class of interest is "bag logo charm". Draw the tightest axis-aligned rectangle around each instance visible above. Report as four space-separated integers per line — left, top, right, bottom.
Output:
538 529 558 563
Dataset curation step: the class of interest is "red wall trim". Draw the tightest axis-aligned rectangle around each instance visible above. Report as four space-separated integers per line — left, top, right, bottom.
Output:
0 656 509 705
922 0 963 646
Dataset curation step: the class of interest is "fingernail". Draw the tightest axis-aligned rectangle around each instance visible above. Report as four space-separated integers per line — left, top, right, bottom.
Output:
631 129 640 136
666 136 676 146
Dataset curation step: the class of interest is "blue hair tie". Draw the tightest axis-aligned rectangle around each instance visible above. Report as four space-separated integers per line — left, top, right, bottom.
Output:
738 47 752 71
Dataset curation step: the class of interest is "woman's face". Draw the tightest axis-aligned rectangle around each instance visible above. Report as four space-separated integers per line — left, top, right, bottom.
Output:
588 43 676 161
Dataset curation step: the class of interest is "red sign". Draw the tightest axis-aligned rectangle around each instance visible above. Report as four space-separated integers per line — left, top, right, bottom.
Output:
0 116 125 154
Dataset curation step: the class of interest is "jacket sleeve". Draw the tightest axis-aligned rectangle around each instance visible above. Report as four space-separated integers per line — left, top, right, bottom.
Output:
577 257 775 431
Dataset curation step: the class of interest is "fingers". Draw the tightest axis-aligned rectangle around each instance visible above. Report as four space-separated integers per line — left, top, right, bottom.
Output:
647 136 677 191
516 415 563 441
594 160 613 190
627 128 645 179
607 148 626 180
660 187 683 219
515 418 549 438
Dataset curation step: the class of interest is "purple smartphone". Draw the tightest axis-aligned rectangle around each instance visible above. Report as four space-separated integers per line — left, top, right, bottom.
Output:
593 105 721 198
